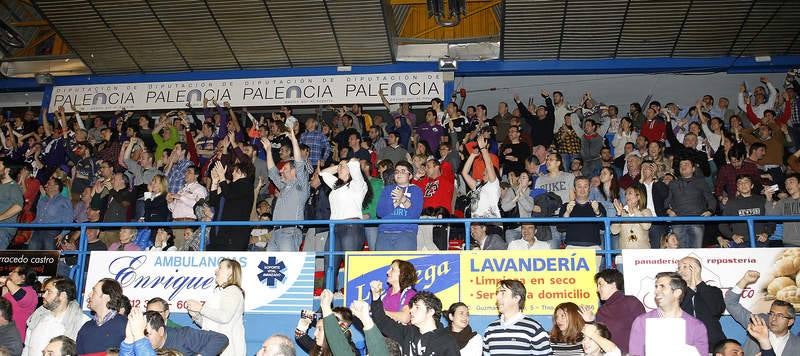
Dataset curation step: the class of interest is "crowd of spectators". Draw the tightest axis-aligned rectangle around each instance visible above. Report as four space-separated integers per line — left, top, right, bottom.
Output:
1 72 800 355
2 74 800 256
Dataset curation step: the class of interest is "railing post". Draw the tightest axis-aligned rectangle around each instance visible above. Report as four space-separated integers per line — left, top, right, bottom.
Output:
326 223 336 291
199 222 208 251
603 218 612 269
464 221 471 250
76 224 88 305
747 219 757 248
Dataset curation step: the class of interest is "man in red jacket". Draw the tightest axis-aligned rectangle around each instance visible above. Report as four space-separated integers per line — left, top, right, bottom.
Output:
413 159 455 213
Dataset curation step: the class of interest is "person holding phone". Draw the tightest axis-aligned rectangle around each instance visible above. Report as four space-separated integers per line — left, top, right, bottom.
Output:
376 161 423 251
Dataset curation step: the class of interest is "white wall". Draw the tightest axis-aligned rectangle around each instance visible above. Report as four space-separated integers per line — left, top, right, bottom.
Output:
456 72 788 111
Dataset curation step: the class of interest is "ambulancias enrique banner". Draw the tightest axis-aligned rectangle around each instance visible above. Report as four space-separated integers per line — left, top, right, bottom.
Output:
83 251 315 314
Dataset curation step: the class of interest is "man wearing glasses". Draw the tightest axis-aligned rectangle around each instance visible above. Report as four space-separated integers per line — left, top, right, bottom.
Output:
375 161 423 251
145 298 180 329
726 270 800 355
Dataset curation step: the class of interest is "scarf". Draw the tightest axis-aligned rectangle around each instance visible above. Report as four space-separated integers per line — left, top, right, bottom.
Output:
450 325 477 350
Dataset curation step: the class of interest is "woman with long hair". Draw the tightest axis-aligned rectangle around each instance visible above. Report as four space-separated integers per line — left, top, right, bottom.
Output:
447 302 482 356
294 301 356 356
611 117 638 159
642 141 672 178
589 166 624 218
320 158 369 291
370 259 418 324
0 265 38 340
186 258 245 356
550 302 586 355
611 185 653 249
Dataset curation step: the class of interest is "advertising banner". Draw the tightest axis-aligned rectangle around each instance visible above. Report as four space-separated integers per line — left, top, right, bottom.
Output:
622 247 800 313
83 251 315 314
0 250 60 277
49 72 444 112
345 250 597 315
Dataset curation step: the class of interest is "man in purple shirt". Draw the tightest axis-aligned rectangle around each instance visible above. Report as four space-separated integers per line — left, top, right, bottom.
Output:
415 108 446 153
629 272 708 356
582 269 645 354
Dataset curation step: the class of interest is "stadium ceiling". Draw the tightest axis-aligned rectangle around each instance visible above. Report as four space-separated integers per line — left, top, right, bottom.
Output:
16 0 800 75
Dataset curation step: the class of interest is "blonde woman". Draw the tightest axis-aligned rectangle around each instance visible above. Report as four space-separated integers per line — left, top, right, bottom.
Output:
143 174 170 222
187 258 245 356
611 185 653 249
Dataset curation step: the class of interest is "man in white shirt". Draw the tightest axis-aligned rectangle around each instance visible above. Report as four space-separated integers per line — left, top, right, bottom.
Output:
22 277 88 356
167 165 207 249
508 224 549 250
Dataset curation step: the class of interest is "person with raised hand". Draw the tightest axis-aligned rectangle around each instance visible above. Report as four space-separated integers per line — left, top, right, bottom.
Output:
265 125 309 252
748 315 777 356
369 282 458 355
314 289 360 356
724 270 800 355
120 308 156 356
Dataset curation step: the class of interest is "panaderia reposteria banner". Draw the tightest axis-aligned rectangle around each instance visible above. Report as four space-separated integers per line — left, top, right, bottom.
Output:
49 72 444 112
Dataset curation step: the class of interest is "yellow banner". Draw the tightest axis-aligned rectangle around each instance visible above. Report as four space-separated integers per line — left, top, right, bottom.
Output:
345 249 597 315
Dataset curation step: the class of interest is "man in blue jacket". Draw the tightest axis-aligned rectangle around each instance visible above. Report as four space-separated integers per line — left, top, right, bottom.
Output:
142 311 229 356
376 160 423 251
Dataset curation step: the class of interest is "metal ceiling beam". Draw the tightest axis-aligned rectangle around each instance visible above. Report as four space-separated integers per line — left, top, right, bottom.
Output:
321 0 345 65
499 0 506 59
262 0 293 67
380 0 398 61
787 30 800 55
143 0 191 71
85 0 142 72
732 0 786 59
727 0 758 56
555 0 568 59
611 0 631 59
670 0 693 57
29 0 92 73
202 0 241 70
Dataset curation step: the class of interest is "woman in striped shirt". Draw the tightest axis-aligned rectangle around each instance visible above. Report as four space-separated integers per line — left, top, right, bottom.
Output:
550 302 586 356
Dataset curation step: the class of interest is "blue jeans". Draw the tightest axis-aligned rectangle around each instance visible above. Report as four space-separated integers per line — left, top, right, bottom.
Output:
28 230 59 250
649 223 668 248
365 226 379 250
0 230 12 250
672 224 704 248
326 224 366 290
375 230 417 251
268 227 302 251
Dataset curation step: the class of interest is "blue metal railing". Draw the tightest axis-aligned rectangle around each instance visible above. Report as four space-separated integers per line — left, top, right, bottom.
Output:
2 215 798 302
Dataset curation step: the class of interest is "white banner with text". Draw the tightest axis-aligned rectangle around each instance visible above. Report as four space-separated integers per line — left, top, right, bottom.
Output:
83 251 315 314
622 248 800 314
50 72 444 112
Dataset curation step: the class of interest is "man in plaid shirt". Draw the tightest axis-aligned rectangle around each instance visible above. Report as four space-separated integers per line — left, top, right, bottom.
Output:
166 142 192 194
299 118 330 166
555 114 581 169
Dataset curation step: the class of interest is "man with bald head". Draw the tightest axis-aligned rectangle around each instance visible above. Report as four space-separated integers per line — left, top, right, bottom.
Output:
257 334 295 356
678 256 726 352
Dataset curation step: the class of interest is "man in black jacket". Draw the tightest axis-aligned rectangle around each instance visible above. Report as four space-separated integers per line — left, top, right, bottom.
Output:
143 311 229 356
370 284 459 356
514 90 555 148
677 257 726 352
665 112 711 177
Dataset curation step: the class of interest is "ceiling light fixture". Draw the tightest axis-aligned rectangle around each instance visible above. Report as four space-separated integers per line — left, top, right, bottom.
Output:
427 0 466 27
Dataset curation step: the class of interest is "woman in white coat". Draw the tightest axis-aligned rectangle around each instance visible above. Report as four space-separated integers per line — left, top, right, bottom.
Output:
187 258 245 356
